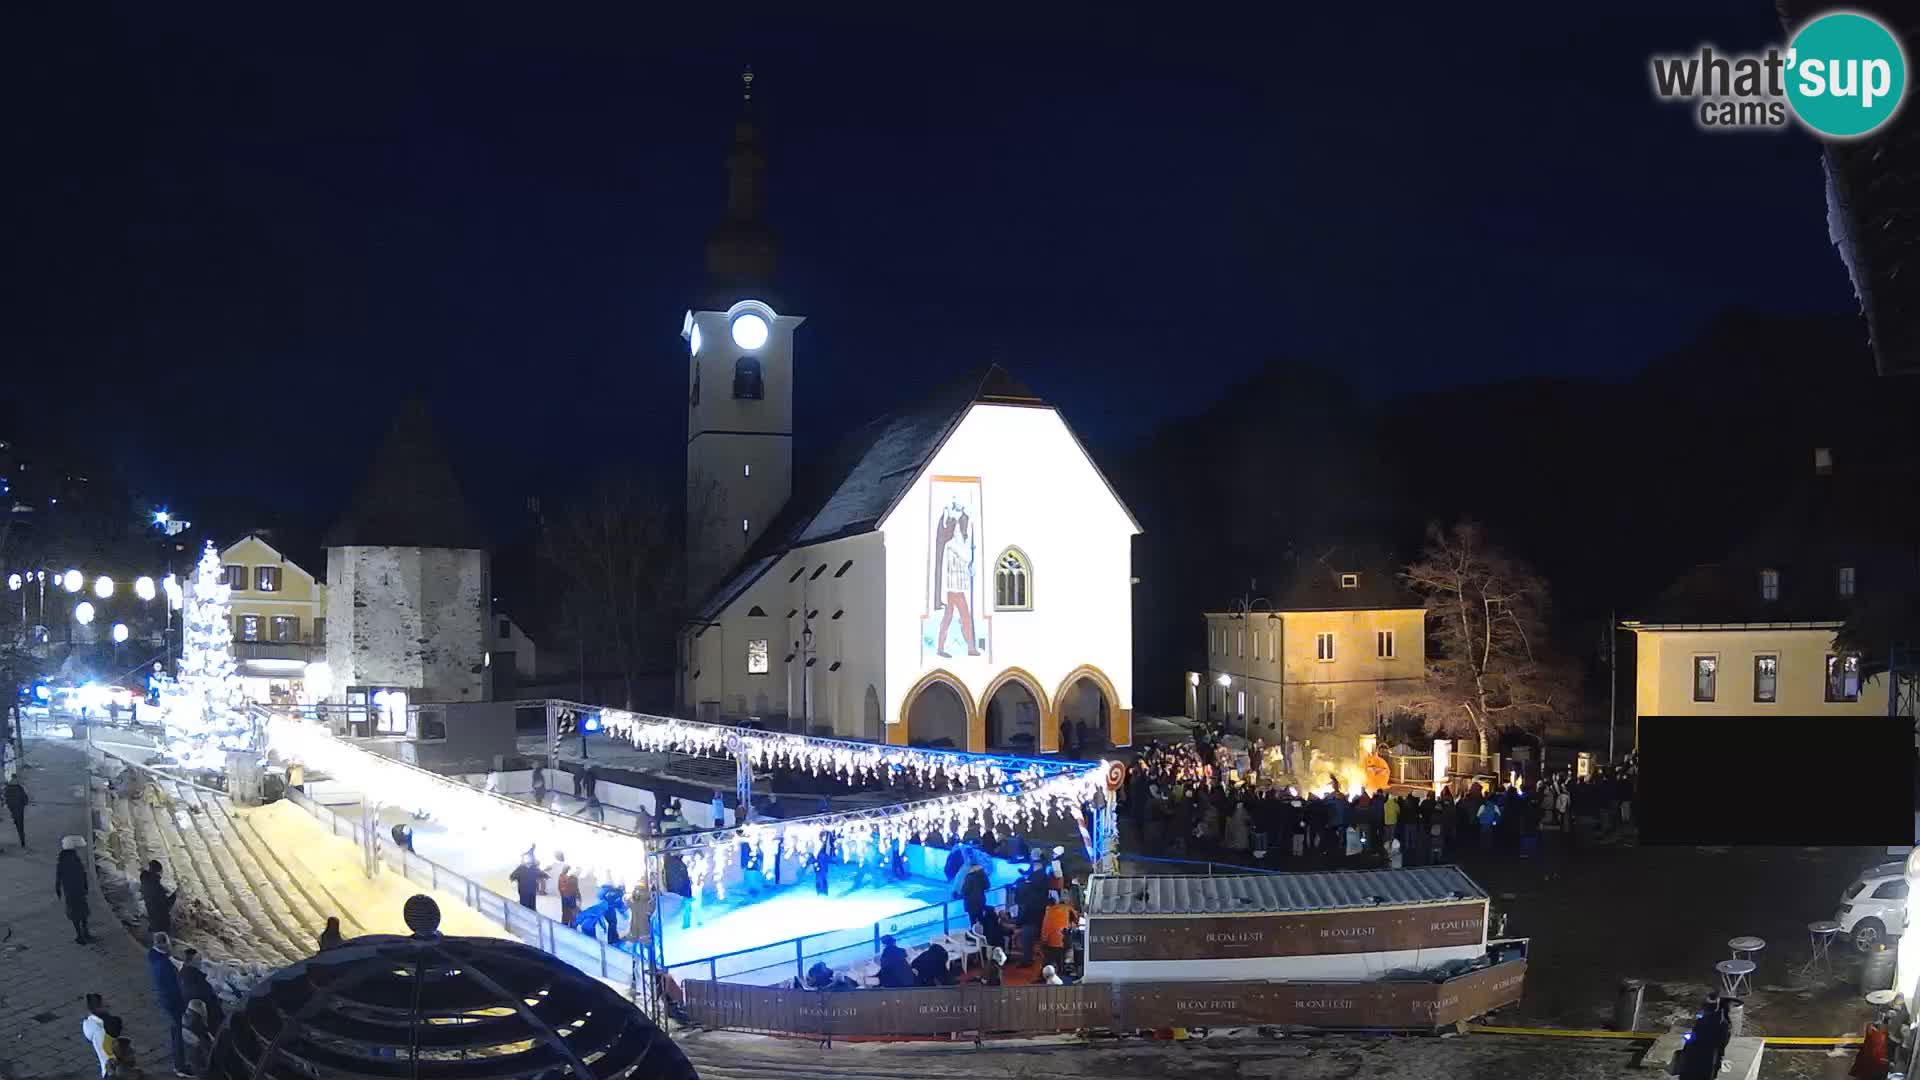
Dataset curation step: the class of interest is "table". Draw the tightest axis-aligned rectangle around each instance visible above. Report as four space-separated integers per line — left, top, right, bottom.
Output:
1716 959 1756 997
1804 920 1841 977
1729 936 1766 961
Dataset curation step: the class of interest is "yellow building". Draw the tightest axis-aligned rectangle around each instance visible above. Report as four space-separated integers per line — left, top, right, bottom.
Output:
1201 555 1425 784
220 535 327 704
1625 622 1885 738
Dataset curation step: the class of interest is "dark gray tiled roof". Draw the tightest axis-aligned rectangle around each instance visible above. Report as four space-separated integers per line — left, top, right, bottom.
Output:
1085 866 1487 917
325 400 486 550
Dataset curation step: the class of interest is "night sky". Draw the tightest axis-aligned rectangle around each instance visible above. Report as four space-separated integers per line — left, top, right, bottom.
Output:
5 4 1860 535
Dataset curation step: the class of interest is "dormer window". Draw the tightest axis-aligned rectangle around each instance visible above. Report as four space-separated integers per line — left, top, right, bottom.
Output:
1339 573 1359 589
1838 566 1856 598
1759 568 1779 601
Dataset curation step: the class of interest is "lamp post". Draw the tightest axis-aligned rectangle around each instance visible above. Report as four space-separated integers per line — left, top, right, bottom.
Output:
1224 583 1275 744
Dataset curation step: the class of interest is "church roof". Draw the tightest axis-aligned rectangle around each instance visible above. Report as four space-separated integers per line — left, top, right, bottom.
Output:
325 400 487 550
694 364 1131 621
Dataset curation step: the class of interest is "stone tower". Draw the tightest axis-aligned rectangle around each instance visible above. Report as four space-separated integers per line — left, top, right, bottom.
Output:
324 400 490 707
685 67 804 606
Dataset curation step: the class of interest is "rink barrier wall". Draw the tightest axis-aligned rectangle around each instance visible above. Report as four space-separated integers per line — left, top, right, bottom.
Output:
682 957 1526 1039
281 787 652 999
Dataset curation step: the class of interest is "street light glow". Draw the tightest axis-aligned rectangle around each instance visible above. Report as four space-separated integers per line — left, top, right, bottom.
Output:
62 569 82 592
1216 673 1231 687
135 576 156 601
153 510 170 525
93 575 114 599
112 622 129 643
74 601 95 625
6 573 18 591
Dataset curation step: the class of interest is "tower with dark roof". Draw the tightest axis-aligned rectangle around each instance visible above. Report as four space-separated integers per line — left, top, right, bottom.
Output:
324 401 491 708
684 67 804 606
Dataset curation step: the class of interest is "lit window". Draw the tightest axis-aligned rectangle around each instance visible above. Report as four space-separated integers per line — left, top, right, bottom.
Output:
994 548 1032 610
1236 690 1245 720
1340 574 1359 589
256 566 282 592
746 639 769 675
1838 566 1856 598
742 518 749 534
1759 569 1779 601
270 616 298 642
237 614 262 642
1692 656 1717 702
1237 630 1244 658
1377 630 1395 659
1316 632 1335 662
1754 655 1777 703
1316 699 1336 731
1251 633 1260 660
224 565 247 591
744 464 751 477
1826 654 1861 702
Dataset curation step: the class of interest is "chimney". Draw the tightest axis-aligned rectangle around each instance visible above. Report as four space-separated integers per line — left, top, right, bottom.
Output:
1814 447 1833 475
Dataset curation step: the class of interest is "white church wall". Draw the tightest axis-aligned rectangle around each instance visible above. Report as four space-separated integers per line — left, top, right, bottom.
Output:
879 402 1137 748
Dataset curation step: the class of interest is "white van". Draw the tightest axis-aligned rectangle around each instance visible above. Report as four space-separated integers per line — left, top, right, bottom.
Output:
1838 859 1910 950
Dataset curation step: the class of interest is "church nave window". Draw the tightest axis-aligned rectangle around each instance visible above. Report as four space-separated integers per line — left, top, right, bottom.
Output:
994 547 1032 611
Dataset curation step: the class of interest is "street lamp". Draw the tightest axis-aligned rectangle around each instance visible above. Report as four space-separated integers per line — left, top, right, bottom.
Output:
62 569 82 593
74 601 95 625
93 575 114 599
135 576 156 601
112 622 129 643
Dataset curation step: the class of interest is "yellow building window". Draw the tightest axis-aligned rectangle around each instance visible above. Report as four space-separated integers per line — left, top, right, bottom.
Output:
1753 655 1777 703
1692 656 1717 702
1316 632 1335 662
1377 630 1395 659
1315 699 1336 730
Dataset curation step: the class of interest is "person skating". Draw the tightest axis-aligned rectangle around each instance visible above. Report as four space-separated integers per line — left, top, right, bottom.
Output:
557 858 581 925
146 934 190 1078
4 775 27 848
56 835 93 943
318 916 344 950
390 822 413 853
139 861 177 938
509 854 547 911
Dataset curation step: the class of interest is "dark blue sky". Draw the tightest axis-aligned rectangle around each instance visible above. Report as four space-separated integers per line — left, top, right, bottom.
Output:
5 4 1860 533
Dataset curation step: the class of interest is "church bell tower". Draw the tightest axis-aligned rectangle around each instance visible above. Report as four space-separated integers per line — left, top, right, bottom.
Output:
686 67 802 606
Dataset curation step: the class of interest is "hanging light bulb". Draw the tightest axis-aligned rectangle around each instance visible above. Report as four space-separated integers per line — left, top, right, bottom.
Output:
134 576 156 601
62 569 82 592
94 576 114 599
74 601 95 625
112 623 129 643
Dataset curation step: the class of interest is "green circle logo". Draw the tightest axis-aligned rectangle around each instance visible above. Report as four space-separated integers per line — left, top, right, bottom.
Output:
1786 11 1907 138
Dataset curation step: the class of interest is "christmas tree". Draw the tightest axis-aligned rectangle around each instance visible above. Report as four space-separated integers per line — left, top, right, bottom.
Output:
164 541 250 769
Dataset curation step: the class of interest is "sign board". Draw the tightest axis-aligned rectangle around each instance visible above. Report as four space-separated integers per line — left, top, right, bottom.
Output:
1087 900 1488 962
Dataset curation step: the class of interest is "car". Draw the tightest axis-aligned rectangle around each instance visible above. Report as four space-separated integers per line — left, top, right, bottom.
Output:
1837 859 1910 951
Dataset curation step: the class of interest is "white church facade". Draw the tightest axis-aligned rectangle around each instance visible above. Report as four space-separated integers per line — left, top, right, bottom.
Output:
678 74 1137 753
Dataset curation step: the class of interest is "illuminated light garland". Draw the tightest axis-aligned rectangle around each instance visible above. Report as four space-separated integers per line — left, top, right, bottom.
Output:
160 543 251 771
265 715 645 888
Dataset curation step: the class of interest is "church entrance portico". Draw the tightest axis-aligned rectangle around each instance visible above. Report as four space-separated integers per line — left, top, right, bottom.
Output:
981 669 1048 755
1055 664 1126 754
899 671 974 750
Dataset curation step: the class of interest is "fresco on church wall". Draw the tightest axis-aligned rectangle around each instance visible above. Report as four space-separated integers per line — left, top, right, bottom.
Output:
920 476 991 665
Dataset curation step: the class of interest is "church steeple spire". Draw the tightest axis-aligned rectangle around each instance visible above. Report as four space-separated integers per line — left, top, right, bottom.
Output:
705 65 778 292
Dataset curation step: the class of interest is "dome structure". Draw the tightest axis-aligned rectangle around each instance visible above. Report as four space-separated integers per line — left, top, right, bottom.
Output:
209 897 698 1080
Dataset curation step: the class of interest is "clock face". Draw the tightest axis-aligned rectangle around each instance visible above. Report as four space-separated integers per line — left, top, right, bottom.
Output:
689 322 703 356
730 312 770 351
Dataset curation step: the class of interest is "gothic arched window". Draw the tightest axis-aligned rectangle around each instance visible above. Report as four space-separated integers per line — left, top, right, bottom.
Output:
994 547 1032 611
733 355 764 400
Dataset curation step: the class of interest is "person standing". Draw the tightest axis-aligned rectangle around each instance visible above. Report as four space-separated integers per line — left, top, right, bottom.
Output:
181 1001 213 1079
176 950 223 1034
557 860 582 926
4 775 27 849
318 917 345 950
56 836 93 943
145 934 189 1078
82 993 112 1076
139 862 176 938
508 855 546 911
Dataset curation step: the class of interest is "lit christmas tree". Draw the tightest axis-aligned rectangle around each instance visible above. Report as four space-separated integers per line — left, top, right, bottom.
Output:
163 541 250 769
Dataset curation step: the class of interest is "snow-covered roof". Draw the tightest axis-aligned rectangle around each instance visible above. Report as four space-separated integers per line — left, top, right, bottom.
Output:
1085 866 1487 917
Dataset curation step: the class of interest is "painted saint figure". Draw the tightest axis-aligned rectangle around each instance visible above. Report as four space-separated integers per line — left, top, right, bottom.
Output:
934 503 980 657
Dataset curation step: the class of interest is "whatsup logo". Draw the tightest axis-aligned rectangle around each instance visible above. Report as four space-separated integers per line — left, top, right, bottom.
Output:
1650 10 1907 138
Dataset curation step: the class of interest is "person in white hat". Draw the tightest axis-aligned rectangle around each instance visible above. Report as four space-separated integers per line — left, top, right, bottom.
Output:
1041 964 1065 986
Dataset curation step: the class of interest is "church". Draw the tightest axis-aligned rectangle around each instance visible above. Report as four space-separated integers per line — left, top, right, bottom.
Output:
678 72 1139 754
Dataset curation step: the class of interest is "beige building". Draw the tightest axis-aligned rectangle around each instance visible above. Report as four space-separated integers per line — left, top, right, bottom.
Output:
1200 555 1425 777
219 534 326 703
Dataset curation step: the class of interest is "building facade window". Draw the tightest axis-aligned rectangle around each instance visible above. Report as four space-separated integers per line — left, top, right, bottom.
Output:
993 549 1032 610
1237 630 1244 658
1692 655 1717 702
1838 566 1856 598
224 565 247 591
732 355 764 399
1340 574 1359 589
1826 654 1861 702
499 617 511 638
746 639 770 675
1377 630 1396 659
255 566 281 592
1753 655 1777 703
1316 699 1336 730
270 616 298 643
237 614 262 642
1759 568 1779 601
1316 632 1335 662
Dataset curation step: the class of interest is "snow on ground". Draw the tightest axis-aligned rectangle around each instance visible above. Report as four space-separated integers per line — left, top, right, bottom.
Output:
240 800 513 942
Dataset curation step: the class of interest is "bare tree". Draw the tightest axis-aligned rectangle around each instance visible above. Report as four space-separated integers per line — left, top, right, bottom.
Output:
1386 521 1578 757
540 469 688 709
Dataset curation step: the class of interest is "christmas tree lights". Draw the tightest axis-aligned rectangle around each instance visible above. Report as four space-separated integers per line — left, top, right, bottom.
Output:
162 541 252 769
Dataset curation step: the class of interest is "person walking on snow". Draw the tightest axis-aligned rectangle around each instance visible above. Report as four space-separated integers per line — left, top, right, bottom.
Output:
4 775 27 848
56 836 93 943
145 934 189 1078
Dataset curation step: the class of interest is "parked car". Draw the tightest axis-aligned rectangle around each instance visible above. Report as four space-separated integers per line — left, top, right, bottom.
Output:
1838 859 1910 951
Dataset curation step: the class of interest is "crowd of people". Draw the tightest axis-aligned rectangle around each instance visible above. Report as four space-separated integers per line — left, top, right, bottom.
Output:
1122 736 1639 868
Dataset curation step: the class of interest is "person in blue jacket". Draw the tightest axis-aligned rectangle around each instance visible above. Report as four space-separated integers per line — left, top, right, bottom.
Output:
146 934 188 1077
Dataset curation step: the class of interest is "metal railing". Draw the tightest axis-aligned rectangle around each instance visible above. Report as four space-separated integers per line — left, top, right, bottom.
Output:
281 788 655 1005
660 882 1012 987
1116 854 1282 876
